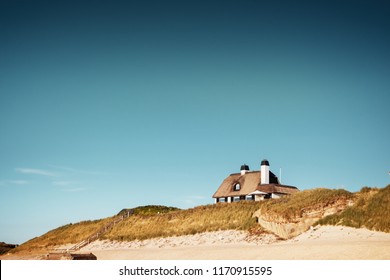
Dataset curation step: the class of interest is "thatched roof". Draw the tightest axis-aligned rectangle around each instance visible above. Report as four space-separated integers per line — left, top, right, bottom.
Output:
256 184 298 195
212 171 298 198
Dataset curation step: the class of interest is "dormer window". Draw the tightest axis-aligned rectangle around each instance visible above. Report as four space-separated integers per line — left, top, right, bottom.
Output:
233 183 241 191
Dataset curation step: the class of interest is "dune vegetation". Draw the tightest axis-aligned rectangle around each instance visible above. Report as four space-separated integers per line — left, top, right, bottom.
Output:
316 185 390 232
118 205 180 216
104 202 261 241
0 242 18 255
8 185 390 255
257 188 355 221
12 217 115 253
11 203 261 252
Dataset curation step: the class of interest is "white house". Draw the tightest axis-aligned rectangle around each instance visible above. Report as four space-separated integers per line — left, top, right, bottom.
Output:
212 159 299 203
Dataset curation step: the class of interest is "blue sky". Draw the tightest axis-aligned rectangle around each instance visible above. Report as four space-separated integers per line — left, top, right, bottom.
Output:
1 0 389 244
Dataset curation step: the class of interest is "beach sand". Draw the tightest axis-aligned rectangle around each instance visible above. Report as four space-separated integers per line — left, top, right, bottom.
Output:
2 226 389 260
75 226 390 260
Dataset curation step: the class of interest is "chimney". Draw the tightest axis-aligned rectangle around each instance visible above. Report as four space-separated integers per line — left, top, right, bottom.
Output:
240 164 249 175
260 159 269 184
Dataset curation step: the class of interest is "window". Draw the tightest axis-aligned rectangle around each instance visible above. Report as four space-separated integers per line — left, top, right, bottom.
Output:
233 183 241 191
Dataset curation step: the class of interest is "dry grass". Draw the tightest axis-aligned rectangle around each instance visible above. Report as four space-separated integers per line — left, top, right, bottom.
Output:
12 217 115 253
10 185 390 256
104 201 260 241
257 188 354 222
316 185 390 232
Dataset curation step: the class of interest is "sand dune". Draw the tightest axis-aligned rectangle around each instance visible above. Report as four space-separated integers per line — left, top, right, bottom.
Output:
77 226 390 260
2 226 389 260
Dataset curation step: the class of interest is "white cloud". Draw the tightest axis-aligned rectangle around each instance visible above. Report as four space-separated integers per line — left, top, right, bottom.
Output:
48 164 105 175
0 180 29 185
15 168 56 177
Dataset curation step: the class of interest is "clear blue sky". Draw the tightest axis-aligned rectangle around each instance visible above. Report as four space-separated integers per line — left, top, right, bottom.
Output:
1 0 389 244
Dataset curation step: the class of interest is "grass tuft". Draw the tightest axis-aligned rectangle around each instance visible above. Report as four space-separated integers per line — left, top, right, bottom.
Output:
316 185 390 232
257 188 354 222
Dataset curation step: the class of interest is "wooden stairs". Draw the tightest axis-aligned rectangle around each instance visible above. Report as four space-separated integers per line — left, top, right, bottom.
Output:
53 209 134 253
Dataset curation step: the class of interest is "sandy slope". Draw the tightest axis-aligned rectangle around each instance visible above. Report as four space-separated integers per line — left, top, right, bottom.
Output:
76 226 390 260
2 226 389 260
